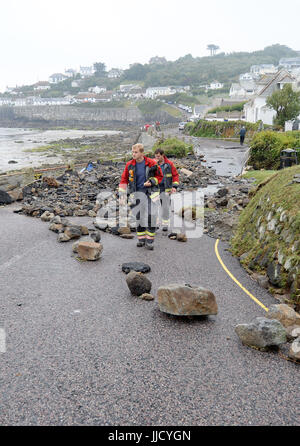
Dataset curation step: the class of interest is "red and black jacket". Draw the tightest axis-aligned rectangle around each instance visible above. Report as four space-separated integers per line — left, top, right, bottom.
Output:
159 156 180 192
119 156 163 200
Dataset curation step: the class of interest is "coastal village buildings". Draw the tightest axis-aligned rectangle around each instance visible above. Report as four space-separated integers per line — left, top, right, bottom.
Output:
244 69 296 125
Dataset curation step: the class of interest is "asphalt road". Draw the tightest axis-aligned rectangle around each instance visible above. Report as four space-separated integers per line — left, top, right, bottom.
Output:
0 205 299 426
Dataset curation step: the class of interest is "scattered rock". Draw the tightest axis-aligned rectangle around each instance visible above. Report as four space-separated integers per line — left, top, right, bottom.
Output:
0 190 12 205
122 262 151 274
177 233 187 242
77 241 103 261
288 337 300 361
266 304 300 328
157 284 218 316
126 271 152 296
235 317 287 349
139 293 154 301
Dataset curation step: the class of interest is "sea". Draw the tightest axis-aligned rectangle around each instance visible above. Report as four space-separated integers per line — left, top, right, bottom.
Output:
0 128 120 173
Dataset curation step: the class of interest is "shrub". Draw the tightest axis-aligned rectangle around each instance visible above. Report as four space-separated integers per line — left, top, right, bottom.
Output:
249 130 300 170
188 119 261 138
152 137 192 158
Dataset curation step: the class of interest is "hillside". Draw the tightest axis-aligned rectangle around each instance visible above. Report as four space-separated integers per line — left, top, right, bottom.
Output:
231 165 300 307
2 44 297 99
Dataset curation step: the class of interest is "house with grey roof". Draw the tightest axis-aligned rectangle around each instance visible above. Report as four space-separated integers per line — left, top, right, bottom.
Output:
244 69 295 125
49 73 68 84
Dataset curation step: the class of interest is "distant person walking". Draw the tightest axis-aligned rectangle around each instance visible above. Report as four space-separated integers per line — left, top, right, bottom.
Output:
240 126 246 146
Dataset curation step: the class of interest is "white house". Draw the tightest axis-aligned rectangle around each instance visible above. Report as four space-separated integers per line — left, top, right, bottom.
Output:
107 68 123 78
239 73 254 81
49 73 68 84
64 68 77 78
88 86 107 94
145 86 173 98
33 81 50 91
250 64 277 76
208 81 223 90
79 66 95 77
279 57 300 70
244 69 295 125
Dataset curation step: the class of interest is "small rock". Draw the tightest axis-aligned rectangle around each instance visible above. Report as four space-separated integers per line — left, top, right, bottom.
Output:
64 226 82 239
177 233 187 242
288 337 300 361
122 262 151 274
118 226 131 235
139 293 154 301
57 233 71 242
126 271 152 296
120 234 134 239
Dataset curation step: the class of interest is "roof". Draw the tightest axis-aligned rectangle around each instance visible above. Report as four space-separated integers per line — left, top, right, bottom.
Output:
258 69 294 96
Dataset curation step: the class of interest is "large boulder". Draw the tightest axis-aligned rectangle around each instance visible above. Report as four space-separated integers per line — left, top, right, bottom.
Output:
157 284 218 316
266 304 300 328
235 317 287 349
126 271 152 296
77 241 103 261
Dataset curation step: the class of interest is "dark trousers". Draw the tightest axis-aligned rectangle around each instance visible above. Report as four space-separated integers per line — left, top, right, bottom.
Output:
132 192 157 240
240 135 245 145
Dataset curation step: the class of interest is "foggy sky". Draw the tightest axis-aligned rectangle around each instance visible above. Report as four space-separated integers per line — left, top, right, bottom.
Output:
1 0 299 92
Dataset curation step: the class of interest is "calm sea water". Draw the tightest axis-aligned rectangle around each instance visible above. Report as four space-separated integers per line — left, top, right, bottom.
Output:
0 128 120 173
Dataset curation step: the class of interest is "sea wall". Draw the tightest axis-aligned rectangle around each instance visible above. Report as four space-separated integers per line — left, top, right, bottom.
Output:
0 105 179 128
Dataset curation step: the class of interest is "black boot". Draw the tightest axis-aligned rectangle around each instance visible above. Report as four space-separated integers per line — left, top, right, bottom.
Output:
137 239 146 247
145 240 154 250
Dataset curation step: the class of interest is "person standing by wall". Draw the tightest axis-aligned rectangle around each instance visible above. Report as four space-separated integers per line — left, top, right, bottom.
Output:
240 126 246 146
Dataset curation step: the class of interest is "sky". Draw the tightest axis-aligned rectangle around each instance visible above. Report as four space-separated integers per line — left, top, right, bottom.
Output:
1 0 300 92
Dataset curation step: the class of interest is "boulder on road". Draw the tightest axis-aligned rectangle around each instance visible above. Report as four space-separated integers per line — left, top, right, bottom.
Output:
157 284 218 316
235 317 287 349
126 271 152 296
266 304 300 328
77 241 103 261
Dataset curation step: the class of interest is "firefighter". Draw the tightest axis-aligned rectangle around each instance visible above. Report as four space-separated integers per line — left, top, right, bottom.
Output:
154 148 180 231
119 144 163 250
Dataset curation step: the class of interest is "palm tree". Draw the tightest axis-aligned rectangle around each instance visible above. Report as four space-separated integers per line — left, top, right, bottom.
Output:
207 44 220 56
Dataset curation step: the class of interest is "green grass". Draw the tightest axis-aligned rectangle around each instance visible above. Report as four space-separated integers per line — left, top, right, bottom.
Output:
231 164 300 304
242 170 277 185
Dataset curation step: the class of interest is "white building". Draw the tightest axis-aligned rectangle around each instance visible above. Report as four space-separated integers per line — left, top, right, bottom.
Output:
244 69 295 125
49 73 68 84
64 68 77 78
250 64 277 76
33 81 50 91
145 86 173 98
79 66 95 77
88 86 107 94
279 57 300 70
107 68 123 78
207 81 224 90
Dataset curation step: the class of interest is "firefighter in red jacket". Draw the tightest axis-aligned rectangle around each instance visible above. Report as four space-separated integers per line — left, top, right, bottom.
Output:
154 148 180 231
119 144 163 250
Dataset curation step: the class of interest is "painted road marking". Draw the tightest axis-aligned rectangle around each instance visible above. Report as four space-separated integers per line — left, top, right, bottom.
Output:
0 328 6 353
215 239 269 312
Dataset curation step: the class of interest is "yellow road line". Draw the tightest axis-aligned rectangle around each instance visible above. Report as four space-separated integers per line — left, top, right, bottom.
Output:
215 239 269 312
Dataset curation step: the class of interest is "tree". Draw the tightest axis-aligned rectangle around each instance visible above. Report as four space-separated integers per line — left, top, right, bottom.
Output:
93 62 106 76
266 84 300 127
207 44 219 56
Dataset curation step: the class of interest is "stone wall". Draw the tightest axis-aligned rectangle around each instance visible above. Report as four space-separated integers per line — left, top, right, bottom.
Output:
0 105 179 127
